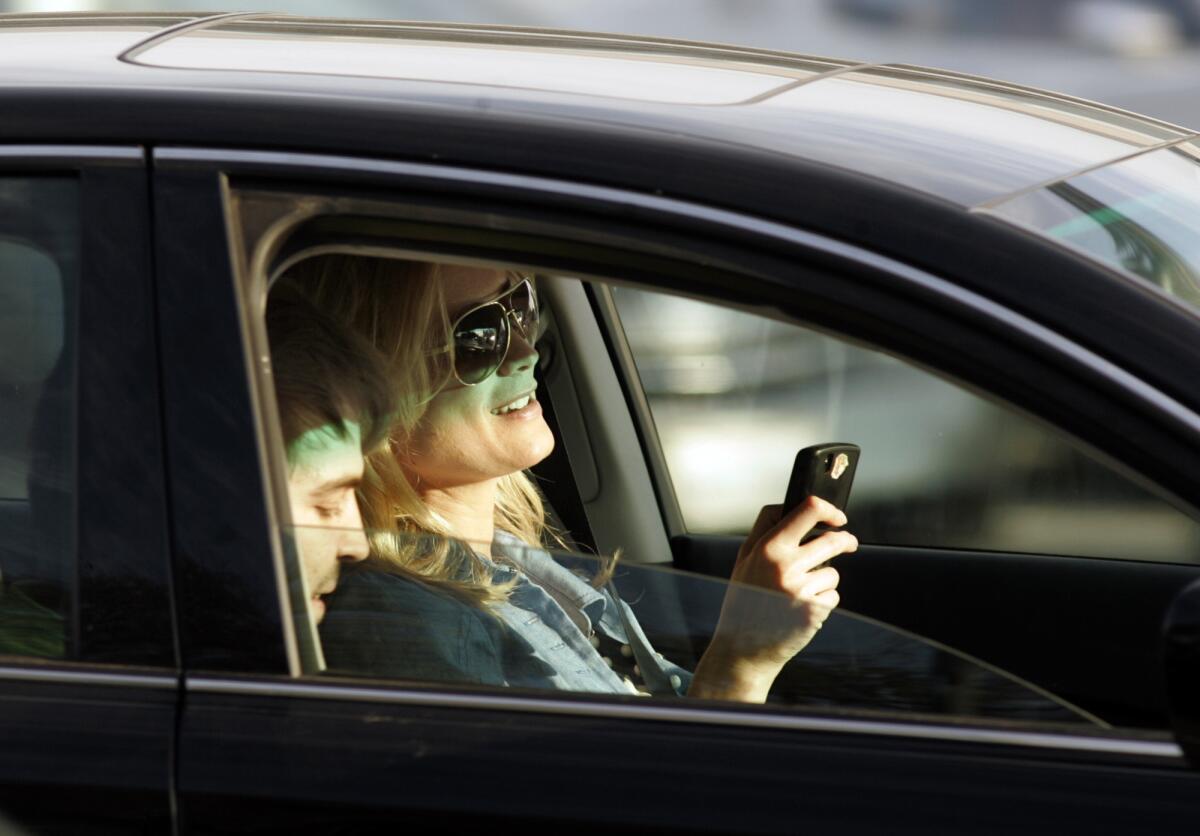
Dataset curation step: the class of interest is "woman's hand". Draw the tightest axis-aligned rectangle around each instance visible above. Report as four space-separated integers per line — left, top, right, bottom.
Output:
689 497 858 703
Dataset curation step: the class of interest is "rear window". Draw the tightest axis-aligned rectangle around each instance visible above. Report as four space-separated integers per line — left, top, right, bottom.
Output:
0 177 78 661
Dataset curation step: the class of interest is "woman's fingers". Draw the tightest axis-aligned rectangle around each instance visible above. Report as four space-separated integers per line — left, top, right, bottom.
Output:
790 564 840 596
811 588 839 610
769 496 847 549
806 529 858 570
774 528 858 579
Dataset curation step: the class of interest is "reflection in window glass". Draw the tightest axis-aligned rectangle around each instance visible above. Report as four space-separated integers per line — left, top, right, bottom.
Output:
0 177 78 660
986 141 1200 311
292 526 1098 729
612 285 1200 562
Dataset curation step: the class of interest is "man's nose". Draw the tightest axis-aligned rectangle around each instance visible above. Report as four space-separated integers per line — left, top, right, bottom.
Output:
339 507 370 562
339 528 369 562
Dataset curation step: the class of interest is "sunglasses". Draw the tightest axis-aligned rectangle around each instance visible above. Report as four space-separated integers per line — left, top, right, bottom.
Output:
449 278 541 385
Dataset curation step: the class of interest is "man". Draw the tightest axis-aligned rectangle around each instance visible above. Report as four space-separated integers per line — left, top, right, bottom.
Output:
266 289 393 624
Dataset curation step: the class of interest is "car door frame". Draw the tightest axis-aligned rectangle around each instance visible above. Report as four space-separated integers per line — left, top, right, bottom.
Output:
155 146 1200 834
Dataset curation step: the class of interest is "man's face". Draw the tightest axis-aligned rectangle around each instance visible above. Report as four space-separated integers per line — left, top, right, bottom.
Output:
287 421 370 623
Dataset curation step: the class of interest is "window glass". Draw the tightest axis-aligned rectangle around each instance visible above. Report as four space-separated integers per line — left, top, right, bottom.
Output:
984 140 1200 312
611 285 1200 562
304 526 1098 729
0 177 78 660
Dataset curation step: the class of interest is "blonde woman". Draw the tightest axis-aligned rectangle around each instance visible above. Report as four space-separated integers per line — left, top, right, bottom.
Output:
290 255 857 702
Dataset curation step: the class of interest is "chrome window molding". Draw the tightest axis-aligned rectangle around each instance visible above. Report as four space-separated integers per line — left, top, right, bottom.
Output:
0 146 142 163
0 664 177 690
187 675 1184 760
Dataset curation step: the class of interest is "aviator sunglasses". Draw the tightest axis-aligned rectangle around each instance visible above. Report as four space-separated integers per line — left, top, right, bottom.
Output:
449 277 541 386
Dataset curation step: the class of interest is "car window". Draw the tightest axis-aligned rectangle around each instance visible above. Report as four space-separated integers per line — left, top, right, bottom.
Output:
0 177 78 661
610 284 1200 563
253 251 1134 733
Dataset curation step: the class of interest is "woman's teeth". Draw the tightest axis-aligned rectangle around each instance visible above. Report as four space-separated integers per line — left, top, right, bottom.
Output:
492 394 532 415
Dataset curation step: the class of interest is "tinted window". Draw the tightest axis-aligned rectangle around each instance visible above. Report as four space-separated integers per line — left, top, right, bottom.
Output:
611 285 1200 562
0 177 78 660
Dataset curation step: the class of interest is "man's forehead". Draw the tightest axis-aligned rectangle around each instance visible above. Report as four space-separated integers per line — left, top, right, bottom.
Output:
289 422 364 484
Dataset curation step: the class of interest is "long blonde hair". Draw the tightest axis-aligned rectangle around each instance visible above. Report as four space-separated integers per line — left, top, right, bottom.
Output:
278 253 560 606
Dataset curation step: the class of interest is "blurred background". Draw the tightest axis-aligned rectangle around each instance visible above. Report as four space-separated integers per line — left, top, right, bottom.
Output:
8 0 1199 560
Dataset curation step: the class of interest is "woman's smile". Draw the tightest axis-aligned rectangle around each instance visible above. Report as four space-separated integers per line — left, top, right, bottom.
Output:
491 389 538 416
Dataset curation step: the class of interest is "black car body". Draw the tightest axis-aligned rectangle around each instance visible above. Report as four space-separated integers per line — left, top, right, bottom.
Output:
3 11 1200 834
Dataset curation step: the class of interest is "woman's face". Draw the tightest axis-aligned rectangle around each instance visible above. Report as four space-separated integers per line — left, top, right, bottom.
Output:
399 265 555 489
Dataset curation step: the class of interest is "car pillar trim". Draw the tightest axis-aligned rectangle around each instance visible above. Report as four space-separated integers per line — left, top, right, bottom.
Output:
186 676 1185 761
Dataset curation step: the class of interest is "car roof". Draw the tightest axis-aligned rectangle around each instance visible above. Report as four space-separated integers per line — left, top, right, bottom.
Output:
3 11 1197 209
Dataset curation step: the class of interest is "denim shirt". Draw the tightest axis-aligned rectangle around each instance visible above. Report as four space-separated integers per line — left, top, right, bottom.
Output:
487 532 692 696
322 532 691 697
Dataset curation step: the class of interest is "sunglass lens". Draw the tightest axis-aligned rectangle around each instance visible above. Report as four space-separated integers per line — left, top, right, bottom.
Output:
453 304 508 385
510 281 540 339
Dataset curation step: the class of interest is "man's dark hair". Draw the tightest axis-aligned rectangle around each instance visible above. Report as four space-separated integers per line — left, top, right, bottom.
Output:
266 287 394 463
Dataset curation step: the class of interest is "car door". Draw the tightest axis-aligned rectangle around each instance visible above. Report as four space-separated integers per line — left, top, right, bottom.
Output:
0 148 176 833
157 147 1200 835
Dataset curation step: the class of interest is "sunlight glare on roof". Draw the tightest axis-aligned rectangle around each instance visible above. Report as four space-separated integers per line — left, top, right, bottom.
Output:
135 29 802 105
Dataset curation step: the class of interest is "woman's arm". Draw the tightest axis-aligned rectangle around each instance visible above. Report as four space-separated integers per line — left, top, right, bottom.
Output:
688 497 857 703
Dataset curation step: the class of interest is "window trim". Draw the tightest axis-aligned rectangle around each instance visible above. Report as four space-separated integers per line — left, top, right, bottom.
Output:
186 674 1185 763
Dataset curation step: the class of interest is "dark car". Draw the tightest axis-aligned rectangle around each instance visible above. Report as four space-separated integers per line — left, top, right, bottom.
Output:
4 11 1200 834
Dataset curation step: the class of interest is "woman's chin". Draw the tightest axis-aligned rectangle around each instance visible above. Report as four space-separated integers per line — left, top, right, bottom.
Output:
514 417 556 469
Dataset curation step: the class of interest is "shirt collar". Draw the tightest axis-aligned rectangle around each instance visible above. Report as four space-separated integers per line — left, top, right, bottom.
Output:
491 530 609 626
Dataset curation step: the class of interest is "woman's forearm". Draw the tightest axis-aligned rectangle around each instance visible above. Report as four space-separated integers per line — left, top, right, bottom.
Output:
687 643 781 703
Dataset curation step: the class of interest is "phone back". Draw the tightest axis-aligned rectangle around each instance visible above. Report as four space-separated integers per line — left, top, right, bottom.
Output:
783 442 860 513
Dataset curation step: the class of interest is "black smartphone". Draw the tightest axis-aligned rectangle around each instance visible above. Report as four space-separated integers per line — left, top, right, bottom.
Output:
783 443 860 543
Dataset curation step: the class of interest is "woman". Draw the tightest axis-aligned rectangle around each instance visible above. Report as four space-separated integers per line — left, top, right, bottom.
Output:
287 254 857 702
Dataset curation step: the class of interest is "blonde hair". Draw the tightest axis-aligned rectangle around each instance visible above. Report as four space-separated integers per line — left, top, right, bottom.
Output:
278 253 564 606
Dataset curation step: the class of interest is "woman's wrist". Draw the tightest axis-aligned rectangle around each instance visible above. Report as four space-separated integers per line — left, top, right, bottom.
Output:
688 643 782 703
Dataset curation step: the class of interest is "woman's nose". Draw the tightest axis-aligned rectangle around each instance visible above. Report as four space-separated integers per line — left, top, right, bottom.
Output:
498 327 538 376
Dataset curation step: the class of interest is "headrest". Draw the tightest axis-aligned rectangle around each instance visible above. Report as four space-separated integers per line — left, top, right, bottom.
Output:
0 239 64 385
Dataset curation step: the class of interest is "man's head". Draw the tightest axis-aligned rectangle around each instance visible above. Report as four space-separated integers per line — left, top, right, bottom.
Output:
267 288 393 622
